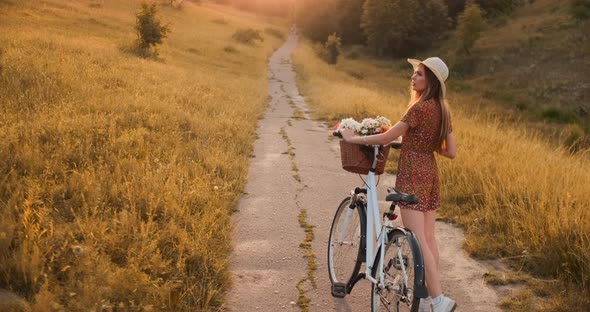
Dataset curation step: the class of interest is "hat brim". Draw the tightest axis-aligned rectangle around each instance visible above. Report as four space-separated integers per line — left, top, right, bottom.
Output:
407 58 446 98
407 58 422 69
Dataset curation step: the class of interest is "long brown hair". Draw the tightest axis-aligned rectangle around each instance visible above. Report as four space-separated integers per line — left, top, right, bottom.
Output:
408 66 452 152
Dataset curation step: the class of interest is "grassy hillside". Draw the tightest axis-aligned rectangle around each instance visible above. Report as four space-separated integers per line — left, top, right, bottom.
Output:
292 6 590 310
438 0 590 148
0 0 286 310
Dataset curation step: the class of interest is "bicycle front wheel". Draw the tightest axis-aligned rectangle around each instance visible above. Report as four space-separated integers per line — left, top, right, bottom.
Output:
328 196 365 288
371 230 420 312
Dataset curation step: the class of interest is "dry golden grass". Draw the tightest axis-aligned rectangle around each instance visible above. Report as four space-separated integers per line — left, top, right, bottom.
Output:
0 0 287 310
292 38 590 309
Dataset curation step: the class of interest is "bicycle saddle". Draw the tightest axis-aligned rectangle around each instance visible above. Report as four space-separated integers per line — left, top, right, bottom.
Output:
385 188 419 204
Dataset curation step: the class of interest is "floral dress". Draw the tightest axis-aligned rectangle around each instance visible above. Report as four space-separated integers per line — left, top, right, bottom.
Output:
395 99 449 212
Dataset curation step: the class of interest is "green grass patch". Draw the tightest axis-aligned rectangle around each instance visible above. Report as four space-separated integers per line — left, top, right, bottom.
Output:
295 208 317 311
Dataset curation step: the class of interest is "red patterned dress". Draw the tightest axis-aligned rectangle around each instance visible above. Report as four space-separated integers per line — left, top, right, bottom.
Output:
395 99 449 212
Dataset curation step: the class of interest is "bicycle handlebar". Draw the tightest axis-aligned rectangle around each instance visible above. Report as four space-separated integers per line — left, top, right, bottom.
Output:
332 131 343 138
332 131 402 150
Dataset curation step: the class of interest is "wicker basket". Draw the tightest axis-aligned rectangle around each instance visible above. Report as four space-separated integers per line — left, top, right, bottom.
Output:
339 140 389 175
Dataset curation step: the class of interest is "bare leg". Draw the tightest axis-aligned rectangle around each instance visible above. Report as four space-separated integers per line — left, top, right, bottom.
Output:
424 210 439 272
400 208 443 297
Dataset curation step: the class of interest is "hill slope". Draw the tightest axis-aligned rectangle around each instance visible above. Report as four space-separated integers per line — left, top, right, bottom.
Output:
439 0 589 144
0 0 286 310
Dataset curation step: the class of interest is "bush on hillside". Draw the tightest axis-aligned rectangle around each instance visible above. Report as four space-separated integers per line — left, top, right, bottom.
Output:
165 0 186 8
541 108 575 123
231 28 264 45
264 27 285 40
135 1 171 57
456 1 486 54
320 33 342 64
570 0 590 20
223 45 238 53
562 124 586 152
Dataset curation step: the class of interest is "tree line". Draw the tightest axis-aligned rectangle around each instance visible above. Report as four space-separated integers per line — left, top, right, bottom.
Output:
295 0 526 58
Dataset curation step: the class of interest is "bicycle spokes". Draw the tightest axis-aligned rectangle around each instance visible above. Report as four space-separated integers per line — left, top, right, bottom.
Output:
372 230 419 312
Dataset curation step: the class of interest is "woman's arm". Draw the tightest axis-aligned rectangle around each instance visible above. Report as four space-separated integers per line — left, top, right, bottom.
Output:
439 132 456 159
340 121 409 145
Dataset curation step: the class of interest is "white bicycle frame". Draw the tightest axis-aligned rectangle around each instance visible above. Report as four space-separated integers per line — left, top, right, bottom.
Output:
362 145 403 289
331 142 424 305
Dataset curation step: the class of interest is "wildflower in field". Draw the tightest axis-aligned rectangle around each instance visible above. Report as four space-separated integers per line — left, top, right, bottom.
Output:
72 245 84 255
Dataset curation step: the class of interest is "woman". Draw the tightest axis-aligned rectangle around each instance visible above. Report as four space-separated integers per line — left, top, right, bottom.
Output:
340 57 457 312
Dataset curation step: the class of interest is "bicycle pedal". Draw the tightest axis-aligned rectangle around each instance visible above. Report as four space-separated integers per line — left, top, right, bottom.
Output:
331 282 347 298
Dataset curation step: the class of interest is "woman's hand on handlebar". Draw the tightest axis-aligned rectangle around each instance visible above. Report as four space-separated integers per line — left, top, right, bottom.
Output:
339 128 355 142
387 137 402 149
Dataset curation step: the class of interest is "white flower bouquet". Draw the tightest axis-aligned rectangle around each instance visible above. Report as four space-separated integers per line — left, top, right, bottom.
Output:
333 116 392 175
334 116 392 135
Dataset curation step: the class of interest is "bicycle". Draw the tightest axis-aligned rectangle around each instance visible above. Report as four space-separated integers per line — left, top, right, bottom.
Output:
328 136 428 312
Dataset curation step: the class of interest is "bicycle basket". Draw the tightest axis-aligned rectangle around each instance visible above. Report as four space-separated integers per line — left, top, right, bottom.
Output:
339 140 389 175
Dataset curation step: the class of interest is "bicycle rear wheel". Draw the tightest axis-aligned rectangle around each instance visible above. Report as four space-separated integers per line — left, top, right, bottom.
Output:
371 230 420 312
328 196 365 291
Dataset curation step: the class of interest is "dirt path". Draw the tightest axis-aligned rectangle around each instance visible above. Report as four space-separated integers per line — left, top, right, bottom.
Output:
226 31 501 312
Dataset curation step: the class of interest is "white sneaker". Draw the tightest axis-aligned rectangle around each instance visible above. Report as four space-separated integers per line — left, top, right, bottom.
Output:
418 296 432 312
432 295 457 312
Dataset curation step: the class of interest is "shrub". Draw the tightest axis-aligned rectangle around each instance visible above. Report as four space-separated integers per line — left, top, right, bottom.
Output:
264 27 285 40
231 28 263 45
570 0 590 20
314 34 342 65
223 45 238 53
166 0 187 9
456 1 486 54
323 33 341 64
134 1 170 57
541 108 574 123
563 124 584 152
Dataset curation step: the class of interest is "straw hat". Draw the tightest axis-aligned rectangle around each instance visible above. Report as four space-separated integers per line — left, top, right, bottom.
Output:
407 57 449 98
